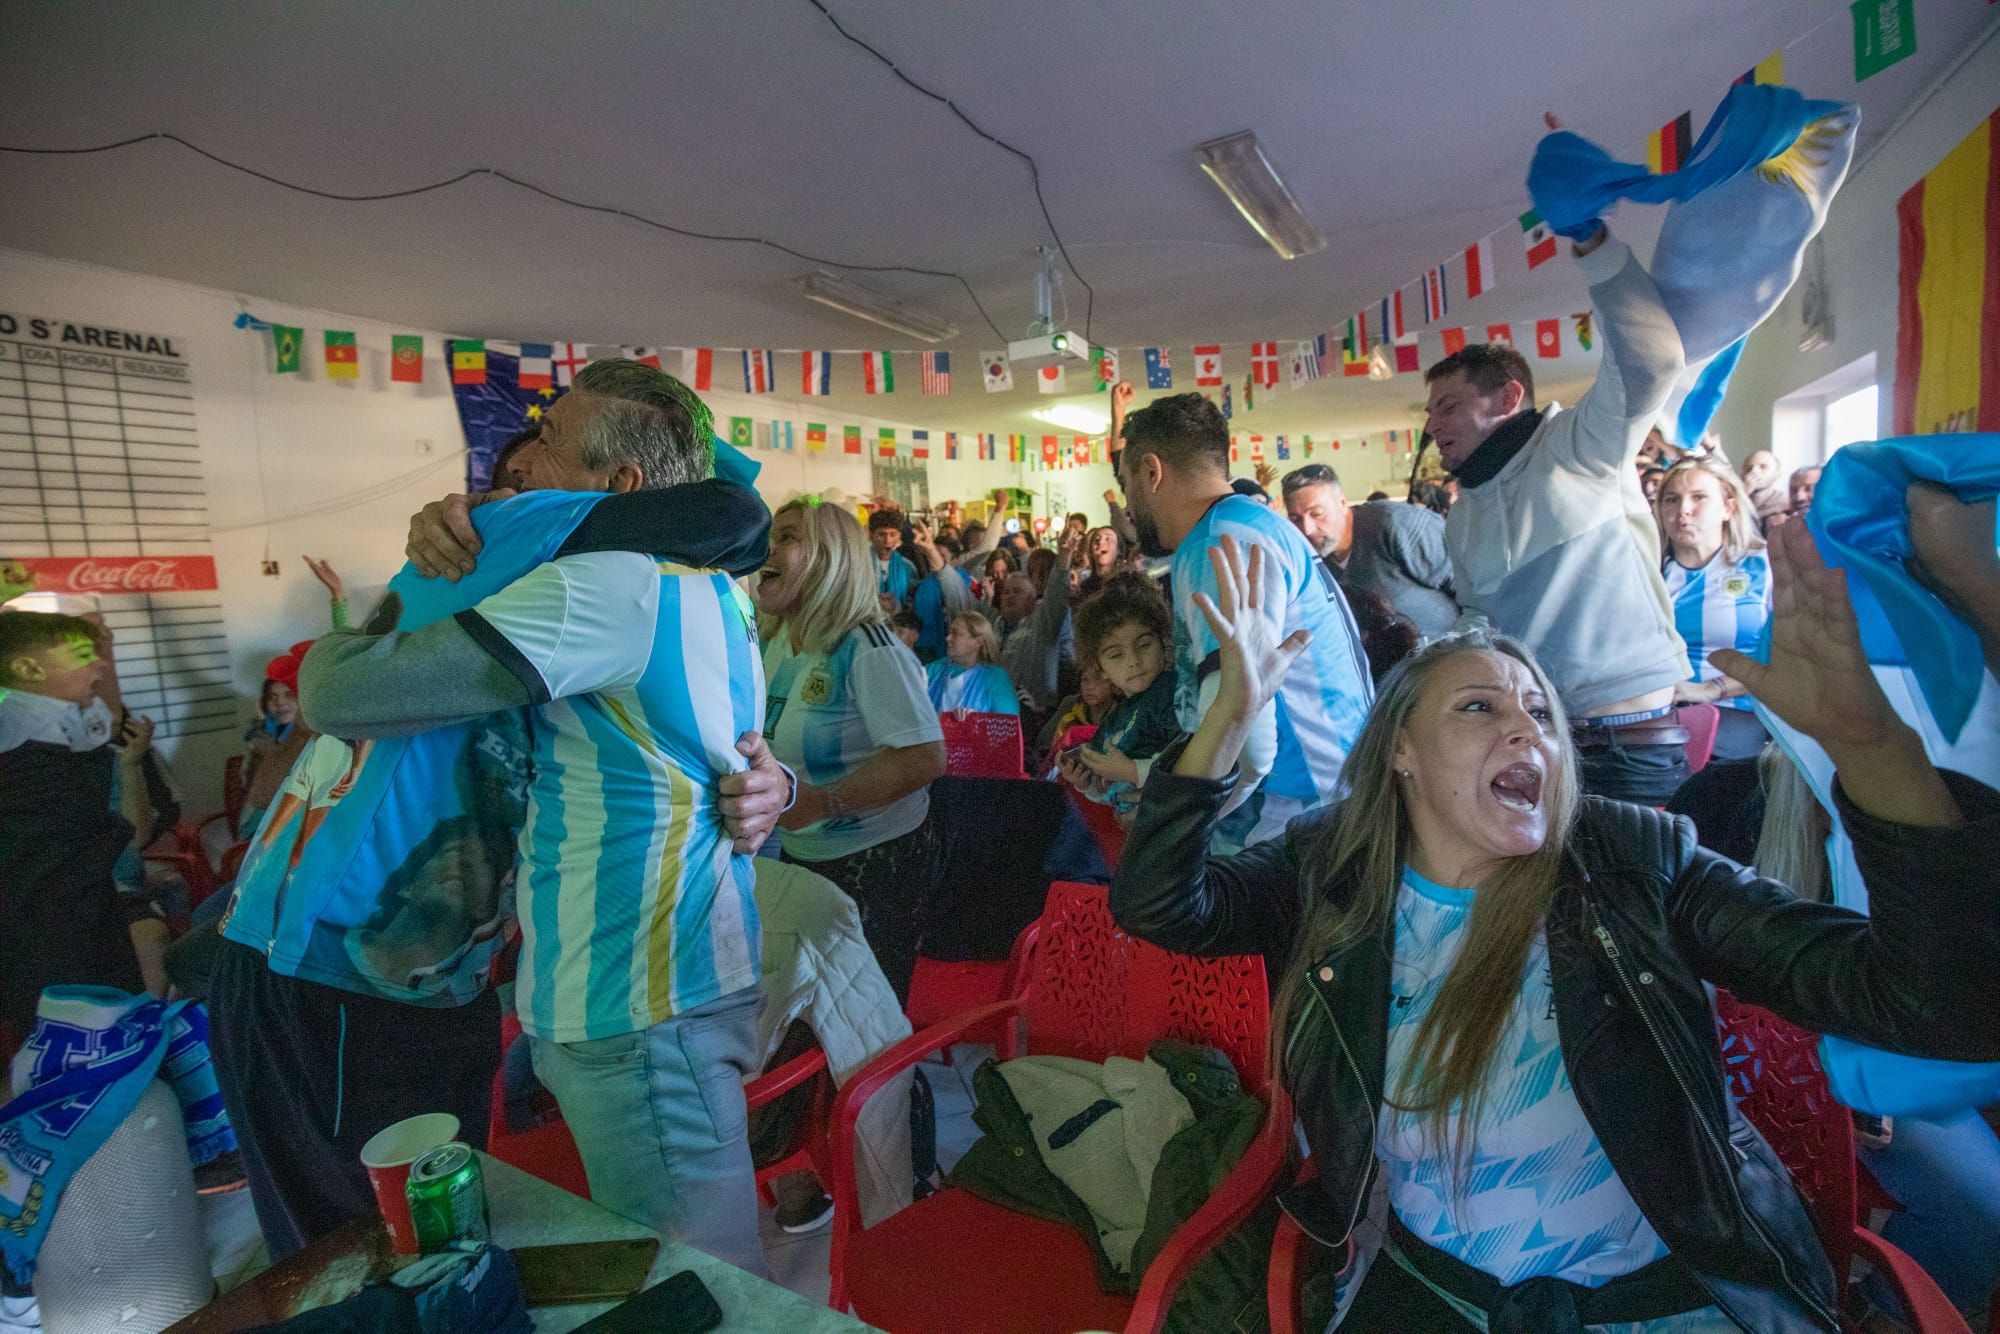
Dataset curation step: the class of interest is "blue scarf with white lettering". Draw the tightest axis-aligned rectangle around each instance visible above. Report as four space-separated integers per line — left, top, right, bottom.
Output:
0 988 236 1285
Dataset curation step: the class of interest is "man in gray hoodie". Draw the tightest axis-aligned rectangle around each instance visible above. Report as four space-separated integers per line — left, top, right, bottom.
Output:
1423 224 1691 803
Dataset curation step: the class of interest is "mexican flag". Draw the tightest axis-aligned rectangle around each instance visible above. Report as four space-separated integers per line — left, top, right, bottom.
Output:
1520 210 1557 270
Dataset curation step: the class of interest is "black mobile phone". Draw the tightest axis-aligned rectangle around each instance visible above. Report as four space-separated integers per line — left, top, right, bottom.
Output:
574 1269 722 1334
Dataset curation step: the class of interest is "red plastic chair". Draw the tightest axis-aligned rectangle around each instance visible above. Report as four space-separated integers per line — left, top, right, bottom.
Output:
1066 780 1128 869
905 917 1043 1031
1677 702 1722 775
1715 990 1970 1333
826 882 1292 1332
939 711 1027 779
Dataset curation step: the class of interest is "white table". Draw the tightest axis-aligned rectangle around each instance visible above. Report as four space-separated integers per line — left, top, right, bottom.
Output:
481 1155 874 1333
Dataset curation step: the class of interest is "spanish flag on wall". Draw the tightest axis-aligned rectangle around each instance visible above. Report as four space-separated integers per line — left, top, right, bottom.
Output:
1894 107 2000 435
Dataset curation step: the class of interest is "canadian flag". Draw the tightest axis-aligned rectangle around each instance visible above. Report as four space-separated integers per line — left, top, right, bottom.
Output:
1536 318 1561 358
1250 342 1279 389
1193 345 1222 386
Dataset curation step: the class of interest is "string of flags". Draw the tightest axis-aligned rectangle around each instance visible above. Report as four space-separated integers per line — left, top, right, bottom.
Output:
244 308 1598 432
242 315 1456 476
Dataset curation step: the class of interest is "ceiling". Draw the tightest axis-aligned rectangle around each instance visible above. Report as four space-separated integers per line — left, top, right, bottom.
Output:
2 1 1993 440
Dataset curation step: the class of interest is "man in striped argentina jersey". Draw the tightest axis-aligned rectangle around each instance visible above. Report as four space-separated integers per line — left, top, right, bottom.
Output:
298 362 780 1276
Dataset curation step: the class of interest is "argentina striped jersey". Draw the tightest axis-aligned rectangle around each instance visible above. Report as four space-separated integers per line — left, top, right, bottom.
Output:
1663 551 1771 711
463 550 765 1042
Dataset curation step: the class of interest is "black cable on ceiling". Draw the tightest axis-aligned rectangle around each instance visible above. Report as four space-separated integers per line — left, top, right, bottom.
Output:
805 0 1095 342
0 130 1010 343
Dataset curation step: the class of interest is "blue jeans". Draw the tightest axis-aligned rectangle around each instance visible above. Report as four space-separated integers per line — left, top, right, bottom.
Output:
529 986 767 1278
1859 1109 2000 1321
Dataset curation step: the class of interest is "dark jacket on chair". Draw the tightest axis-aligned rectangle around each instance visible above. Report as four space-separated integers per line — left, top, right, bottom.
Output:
1110 745 2000 1333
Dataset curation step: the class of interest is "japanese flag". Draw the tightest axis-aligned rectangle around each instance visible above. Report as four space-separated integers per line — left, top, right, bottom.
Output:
1037 363 1067 395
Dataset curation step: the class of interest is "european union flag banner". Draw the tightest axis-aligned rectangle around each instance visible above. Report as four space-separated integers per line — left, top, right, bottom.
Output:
448 343 761 491
449 340 562 492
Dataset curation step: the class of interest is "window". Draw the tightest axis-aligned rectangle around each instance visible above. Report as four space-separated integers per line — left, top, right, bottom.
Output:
1822 385 1878 455
1770 354 1877 469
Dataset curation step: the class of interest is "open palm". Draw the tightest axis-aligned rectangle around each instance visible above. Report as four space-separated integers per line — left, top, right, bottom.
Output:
1711 519 1900 754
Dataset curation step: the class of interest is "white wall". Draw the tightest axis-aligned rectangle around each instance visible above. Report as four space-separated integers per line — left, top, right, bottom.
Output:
1710 30 2000 466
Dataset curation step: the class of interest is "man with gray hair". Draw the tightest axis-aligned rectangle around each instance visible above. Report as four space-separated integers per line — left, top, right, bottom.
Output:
1280 463 1458 639
294 359 780 1274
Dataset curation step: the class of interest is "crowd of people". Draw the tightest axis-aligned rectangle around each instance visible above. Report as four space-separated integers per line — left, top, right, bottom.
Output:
3 206 1997 1332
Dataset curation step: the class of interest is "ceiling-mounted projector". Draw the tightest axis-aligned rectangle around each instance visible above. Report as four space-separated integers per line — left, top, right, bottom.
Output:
1005 330 1093 372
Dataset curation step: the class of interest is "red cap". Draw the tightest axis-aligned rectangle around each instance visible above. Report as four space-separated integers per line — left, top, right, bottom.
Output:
264 638 314 693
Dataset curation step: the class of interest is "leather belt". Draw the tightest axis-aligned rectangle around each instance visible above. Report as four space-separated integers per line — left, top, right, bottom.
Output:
1571 720 1691 749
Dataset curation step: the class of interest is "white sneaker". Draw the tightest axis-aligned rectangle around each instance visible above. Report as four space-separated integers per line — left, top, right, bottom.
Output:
0 1293 41 1334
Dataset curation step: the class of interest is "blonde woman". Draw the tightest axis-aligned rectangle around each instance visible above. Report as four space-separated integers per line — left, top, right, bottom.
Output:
1112 530 1998 1331
924 611 1019 716
1656 457 1772 761
754 497 946 1006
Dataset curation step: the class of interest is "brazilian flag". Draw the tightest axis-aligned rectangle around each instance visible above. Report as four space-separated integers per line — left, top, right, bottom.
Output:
272 324 302 373
729 417 754 450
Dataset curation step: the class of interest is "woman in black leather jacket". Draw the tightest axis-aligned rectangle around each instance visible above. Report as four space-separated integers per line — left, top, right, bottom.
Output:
1110 526 2000 1332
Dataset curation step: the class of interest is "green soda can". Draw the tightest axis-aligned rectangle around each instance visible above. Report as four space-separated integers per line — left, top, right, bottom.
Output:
405 1141 489 1251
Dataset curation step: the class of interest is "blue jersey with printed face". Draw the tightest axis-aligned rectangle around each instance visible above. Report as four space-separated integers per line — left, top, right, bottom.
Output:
1169 495 1373 804
222 490 604 1005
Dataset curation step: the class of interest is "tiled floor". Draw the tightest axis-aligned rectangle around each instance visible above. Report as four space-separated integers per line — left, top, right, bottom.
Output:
758 1201 835 1305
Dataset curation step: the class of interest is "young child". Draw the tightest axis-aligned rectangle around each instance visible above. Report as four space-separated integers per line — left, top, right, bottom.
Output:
1034 661 1113 772
0 611 150 1047
1059 574 1178 818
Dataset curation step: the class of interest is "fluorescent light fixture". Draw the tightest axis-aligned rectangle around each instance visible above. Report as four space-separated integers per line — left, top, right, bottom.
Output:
1194 131 1326 260
1033 404 1110 434
792 270 958 343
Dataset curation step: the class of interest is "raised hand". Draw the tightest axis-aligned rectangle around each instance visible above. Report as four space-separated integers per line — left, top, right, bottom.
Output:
1711 519 1899 754
1193 536 1311 730
302 555 345 601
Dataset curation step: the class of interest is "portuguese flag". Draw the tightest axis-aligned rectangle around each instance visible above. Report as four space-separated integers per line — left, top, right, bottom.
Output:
324 330 359 380
843 425 862 455
451 338 487 386
1894 106 2000 434
391 334 424 383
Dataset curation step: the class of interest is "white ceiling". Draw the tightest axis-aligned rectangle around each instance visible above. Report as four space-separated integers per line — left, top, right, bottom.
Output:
2 1 1993 439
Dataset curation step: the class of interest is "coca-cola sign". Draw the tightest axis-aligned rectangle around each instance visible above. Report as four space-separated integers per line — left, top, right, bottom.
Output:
10 556 218 594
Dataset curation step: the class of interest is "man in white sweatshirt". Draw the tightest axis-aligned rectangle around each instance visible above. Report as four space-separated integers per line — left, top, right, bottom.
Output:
1423 224 1692 803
